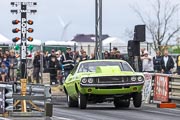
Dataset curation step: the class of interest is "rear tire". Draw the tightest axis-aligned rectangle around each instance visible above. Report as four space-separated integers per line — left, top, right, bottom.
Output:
78 92 87 109
133 92 142 108
114 98 130 108
67 94 78 107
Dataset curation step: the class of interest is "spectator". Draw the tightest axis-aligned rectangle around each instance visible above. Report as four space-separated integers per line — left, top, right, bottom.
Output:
153 50 162 73
110 47 118 59
72 51 80 64
9 50 18 81
0 52 3 65
48 49 61 84
140 48 146 57
2 54 9 68
56 50 62 62
61 47 74 79
0 48 2 61
140 51 154 72
43 51 49 73
116 51 124 60
176 55 180 75
0 63 8 82
104 51 110 59
33 51 41 83
139 48 146 72
90 53 95 60
160 50 174 74
5 50 10 59
79 51 89 62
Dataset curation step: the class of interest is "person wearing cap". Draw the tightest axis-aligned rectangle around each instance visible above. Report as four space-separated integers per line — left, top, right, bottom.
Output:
61 47 74 80
140 51 154 72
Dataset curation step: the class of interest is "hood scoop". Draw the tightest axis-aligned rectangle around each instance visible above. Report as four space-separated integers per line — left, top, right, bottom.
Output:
96 66 121 74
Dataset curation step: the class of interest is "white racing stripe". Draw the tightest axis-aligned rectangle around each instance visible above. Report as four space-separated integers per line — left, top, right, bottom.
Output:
52 116 74 120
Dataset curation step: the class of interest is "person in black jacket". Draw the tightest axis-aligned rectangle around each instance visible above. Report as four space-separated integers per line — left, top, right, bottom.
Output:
61 47 74 79
153 50 162 73
160 50 174 74
33 51 41 83
48 49 61 84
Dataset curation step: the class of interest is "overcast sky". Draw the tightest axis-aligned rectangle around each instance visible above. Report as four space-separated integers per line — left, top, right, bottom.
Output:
0 0 179 42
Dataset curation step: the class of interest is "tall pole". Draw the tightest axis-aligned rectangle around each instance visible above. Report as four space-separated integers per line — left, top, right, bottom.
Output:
20 3 27 78
95 0 102 60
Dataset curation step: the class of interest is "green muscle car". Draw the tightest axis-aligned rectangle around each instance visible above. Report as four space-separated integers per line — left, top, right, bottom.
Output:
63 60 144 109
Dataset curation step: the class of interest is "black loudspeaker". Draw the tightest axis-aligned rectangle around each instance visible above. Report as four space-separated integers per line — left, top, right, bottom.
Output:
128 40 140 56
134 25 145 42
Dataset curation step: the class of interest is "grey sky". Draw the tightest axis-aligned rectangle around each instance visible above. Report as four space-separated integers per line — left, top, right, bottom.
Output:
0 0 179 42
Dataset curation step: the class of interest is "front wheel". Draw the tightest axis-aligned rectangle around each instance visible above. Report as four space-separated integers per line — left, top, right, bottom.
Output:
67 94 78 107
133 92 142 108
78 92 87 109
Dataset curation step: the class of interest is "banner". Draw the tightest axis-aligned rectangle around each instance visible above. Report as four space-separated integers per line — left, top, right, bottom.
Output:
142 73 152 103
154 75 169 102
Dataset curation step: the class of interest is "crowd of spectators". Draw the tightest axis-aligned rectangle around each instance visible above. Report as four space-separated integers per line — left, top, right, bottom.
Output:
140 48 175 74
0 48 18 82
0 46 179 84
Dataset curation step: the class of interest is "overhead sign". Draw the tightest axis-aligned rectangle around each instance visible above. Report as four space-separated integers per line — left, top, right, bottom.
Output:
154 75 169 102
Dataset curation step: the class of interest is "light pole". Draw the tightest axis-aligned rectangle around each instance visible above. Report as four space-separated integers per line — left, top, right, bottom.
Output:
95 0 102 60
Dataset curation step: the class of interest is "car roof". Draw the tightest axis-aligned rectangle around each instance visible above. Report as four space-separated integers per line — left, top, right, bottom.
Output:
79 59 126 64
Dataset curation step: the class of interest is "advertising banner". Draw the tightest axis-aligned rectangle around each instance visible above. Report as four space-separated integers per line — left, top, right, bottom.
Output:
154 75 169 102
142 73 152 103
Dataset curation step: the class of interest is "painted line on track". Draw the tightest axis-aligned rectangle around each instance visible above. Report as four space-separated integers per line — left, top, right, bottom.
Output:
52 116 74 120
142 109 180 117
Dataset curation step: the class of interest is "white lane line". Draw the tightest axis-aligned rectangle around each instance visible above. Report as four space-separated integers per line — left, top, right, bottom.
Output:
0 118 11 120
142 109 180 117
52 116 74 120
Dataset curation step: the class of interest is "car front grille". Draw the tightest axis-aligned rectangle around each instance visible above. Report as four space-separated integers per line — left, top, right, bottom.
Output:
95 76 131 84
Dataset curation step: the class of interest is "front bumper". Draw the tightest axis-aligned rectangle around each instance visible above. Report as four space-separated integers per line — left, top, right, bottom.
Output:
78 82 144 95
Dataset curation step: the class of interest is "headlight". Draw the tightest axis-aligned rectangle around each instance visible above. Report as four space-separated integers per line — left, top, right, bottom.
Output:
137 76 143 81
87 78 94 83
81 78 87 84
131 76 136 81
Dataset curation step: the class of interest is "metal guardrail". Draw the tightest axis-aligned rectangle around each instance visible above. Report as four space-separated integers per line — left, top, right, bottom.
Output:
169 76 180 106
0 81 52 117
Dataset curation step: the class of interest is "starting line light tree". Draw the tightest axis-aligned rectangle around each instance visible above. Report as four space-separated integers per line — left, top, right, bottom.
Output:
11 2 37 79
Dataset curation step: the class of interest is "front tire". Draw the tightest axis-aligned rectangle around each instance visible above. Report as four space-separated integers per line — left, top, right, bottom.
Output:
67 94 78 107
133 92 142 108
78 92 87 109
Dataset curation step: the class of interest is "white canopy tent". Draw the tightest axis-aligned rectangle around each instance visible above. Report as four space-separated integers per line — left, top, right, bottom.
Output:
0 34 12 44
102 37 127 53
44 40 78 46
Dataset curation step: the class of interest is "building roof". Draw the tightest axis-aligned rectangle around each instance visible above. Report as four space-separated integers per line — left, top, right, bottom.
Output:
71 34 109 42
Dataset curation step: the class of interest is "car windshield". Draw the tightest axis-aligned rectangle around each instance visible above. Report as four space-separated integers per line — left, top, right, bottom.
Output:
78 61 133 73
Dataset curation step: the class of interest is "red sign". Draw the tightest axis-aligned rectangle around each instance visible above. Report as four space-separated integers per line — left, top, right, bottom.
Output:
154 75 169 102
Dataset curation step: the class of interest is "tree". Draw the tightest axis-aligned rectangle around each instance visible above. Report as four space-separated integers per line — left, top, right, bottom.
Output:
133 0 180 52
